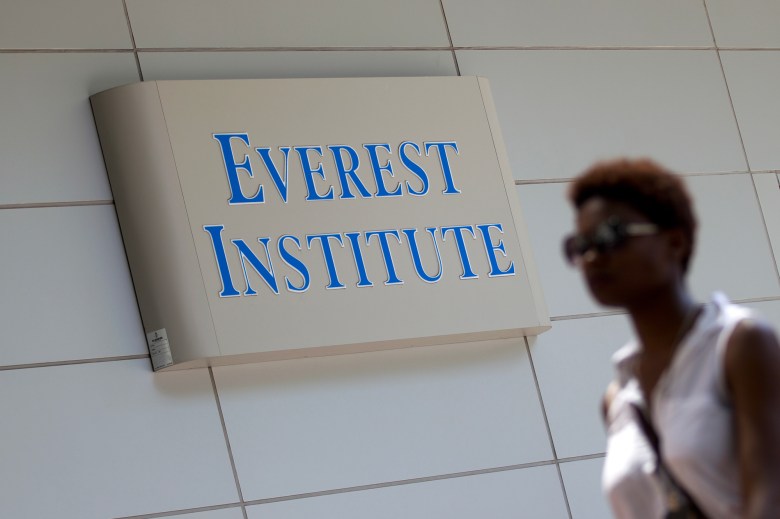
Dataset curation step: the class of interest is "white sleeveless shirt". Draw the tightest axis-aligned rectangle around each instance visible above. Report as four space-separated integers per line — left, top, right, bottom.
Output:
602 293 751 519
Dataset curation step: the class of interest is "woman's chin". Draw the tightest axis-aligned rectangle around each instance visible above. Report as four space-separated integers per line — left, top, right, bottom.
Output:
586 284 626 308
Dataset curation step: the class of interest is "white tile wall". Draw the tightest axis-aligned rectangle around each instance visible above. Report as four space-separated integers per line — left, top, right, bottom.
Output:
516 182 595 317
0 0 132 49
686 174 780 301
720 51 780 171
706 0 780 48
444 0 712 47
457 50 746 180
139 50 457 81
125 0 450 49
246 466 568 519
2 1 779 517
529 314 632 459
753 173 780 277
213 340 552 501
0 360 238 519
0 206 147 366
0 53 139 205
560 458 611 519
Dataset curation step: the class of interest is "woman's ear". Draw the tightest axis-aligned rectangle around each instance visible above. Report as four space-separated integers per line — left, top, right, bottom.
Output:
665 227 690 272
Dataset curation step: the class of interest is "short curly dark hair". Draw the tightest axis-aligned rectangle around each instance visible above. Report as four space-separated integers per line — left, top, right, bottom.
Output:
568 158 697 272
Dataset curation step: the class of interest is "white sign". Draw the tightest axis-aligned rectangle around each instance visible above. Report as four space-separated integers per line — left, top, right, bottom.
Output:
92 77 549 370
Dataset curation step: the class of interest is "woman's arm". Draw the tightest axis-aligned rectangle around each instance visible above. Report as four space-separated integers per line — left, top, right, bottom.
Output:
725 319 780 519
602 380 620 423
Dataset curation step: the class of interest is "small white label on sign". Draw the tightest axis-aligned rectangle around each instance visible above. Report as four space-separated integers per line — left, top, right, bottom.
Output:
146 328 173 371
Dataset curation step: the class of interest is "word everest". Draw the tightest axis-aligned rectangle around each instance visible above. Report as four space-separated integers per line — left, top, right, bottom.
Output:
213 133 462 202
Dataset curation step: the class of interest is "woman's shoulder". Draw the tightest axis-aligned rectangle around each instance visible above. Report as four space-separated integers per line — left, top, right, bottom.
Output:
712 293 780 385
724 317 780 391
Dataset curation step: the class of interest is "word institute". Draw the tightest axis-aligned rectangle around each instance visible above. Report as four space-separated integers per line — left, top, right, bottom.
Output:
203 133 517 297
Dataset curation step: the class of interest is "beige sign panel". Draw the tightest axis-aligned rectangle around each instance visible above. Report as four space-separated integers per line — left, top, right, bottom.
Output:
91 77 549 371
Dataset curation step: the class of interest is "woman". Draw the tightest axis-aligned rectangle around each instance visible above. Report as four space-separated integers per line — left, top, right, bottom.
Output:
563 158 780 518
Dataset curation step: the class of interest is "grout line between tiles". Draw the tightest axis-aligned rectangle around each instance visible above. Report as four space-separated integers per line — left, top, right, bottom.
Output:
703 1 751 173
437 0 461 76
550 295 780 322
717 47 780 52
749 173 780 285
0 48 134 53
523 336 573 519
0 200 114 210
208 367 248 519
113 502 244 519
4 45 779 54
115 458 573 517
242 459 559 507
0 354 150 372
558 453 606 464
121 0 143 81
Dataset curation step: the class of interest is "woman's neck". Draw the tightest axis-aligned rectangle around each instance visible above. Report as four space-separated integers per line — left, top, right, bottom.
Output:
627 284 698 354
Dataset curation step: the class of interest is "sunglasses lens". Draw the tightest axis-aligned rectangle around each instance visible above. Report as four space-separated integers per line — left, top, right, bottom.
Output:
563 220 626 264
593 225 620 253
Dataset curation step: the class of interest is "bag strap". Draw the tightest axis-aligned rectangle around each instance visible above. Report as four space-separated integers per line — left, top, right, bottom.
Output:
630 403 708 518
631 402 660 451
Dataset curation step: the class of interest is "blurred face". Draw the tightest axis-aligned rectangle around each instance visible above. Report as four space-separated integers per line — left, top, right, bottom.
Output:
566 197 680 308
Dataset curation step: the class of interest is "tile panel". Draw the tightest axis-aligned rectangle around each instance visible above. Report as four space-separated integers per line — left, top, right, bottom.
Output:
126 0 450 49
720 51 780 171
560 457 611 519
457 50 746 180
686 174 780 302
752 173 780 279
214 339 553 500
0 206 147 366
443 0 712 47
0 0 132 49
0 53 139 205
706 0 780 48
528 314 632 458
0 360 238 518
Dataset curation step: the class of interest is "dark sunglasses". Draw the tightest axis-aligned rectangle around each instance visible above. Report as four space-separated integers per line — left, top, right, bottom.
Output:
563 216 658 265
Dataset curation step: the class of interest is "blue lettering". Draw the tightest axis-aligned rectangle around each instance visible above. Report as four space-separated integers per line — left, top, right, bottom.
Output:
329 145 372 200
232 237 279 295
365 229 403 285
441 225 478 279
306 233 346 289
364 143 402 198
344 232 373 287
399 141 429 196
425 141 461 195
278 235 310 292
296 146 334 201
477 223 515 277
402 228 443 283
213 133 264 204
203 225 240 297
256 147 292 203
